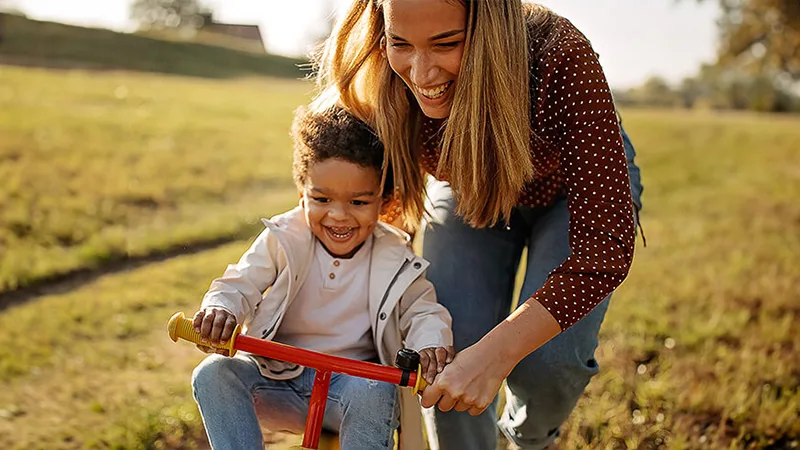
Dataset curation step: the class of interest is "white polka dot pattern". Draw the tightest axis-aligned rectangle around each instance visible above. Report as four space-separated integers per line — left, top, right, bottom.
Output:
418 17 635 330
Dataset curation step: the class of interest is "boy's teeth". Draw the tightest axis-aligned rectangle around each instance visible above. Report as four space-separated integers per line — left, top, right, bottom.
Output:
329 227 353 238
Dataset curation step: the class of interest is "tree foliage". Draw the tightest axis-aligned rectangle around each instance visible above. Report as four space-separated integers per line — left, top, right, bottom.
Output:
701 0 800 81
615 65 799 113
130 0 210 30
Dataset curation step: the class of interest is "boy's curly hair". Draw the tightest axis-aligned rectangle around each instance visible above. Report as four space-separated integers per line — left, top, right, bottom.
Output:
292 105 393 199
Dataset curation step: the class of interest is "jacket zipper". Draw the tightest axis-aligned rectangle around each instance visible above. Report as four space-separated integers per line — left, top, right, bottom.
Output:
377 259 410 319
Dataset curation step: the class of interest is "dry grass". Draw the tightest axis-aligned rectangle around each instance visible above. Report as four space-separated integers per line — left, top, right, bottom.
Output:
0 60 797 449
0 65 310 294
556 109 800 449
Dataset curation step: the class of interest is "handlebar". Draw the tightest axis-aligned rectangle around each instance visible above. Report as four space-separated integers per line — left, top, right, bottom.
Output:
167 312 427 394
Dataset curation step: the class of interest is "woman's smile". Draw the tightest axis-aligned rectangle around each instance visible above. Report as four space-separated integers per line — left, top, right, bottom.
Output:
414 81 454 100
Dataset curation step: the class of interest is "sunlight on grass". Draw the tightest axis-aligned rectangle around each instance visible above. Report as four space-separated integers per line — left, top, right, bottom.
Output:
1 73 798 449
555 110 800 449
0 66 309 293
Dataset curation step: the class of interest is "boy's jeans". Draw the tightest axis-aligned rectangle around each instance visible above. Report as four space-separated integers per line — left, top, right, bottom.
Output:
192 354 399 450
421 125 642 450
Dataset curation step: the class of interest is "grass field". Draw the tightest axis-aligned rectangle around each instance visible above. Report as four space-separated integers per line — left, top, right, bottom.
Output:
0 13 305 78
0 65 311 294
1 17 799 450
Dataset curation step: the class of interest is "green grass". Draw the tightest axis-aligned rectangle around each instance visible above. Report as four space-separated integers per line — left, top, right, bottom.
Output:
0 14 307 79
556 109 800 449
0 65 311 293
0 244 238 449
1 22 798 447
1 105 797 449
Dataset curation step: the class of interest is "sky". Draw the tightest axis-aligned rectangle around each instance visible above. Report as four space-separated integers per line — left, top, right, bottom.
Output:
10 0 721 89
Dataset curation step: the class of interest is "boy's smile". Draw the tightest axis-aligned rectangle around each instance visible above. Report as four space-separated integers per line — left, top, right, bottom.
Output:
302 158 386 258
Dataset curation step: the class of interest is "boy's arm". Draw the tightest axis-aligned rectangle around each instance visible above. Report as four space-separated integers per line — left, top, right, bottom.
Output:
200 227 280 323
397 271 453 352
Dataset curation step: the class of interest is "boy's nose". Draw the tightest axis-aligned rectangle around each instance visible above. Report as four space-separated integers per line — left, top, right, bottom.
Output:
327 205 347 220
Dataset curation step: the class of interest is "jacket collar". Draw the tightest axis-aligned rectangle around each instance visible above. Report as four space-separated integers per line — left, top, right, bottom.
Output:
261 206 414 265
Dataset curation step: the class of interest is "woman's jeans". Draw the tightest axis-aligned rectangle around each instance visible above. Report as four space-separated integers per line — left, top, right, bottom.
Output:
192 354 399 450
421 126 643 450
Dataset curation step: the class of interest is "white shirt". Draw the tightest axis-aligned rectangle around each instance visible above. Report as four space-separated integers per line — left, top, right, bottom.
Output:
273 236 377 361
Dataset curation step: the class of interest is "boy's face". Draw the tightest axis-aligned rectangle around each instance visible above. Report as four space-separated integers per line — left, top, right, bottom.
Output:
302 158 387 258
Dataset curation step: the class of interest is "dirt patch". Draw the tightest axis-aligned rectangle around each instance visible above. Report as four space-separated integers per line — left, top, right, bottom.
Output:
0 236 236 311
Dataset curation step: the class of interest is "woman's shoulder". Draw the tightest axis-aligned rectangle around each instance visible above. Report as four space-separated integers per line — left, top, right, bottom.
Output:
524 5 598 72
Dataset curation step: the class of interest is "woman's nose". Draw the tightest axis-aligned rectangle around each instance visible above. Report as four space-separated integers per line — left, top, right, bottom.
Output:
410 51 439 87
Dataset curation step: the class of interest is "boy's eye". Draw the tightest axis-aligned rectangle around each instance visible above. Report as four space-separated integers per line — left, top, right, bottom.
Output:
311 197 329 203
351 200 370 206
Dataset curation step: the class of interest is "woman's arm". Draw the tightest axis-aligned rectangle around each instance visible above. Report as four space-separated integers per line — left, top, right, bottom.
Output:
420 299 560 415
422 20 635 414
512 19 636 335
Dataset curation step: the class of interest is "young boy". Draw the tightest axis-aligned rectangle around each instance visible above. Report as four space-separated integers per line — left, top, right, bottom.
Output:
190 106 453 450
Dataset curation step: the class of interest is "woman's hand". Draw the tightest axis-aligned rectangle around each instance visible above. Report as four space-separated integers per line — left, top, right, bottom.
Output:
420 340 516 416
420 300 562 414
192 308 238 356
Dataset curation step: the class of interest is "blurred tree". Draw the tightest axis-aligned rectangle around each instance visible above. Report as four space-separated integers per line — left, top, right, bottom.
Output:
634 76 680 107
696 0 800 81
679 76 704 108
677 63 797 112
0 0 25 16
130 0 211 31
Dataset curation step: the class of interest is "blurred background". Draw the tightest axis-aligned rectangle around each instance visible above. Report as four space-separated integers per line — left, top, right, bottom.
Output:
0 0 797 449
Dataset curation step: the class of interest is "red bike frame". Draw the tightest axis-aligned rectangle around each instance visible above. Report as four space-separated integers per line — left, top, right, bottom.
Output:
168 312 425 449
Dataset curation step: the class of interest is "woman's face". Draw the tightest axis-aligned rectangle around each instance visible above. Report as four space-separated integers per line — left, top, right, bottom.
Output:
382 0 467 119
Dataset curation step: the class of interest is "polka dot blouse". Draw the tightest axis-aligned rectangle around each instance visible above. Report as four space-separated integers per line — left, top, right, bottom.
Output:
418 17 636 331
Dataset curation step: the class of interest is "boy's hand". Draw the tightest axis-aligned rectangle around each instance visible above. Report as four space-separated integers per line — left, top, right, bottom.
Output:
192 308 238 356
418 346 455 383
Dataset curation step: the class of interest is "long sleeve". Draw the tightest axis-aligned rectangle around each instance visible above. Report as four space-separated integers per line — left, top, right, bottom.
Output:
398 270 453 352
528 26 636 330
200 227 279 323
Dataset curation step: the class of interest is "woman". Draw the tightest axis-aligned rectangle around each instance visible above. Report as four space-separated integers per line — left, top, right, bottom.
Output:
311 1 643 449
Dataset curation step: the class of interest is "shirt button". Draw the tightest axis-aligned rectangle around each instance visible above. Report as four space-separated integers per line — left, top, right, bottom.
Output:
379 312 387 320
333 260 340 267
329 273 335 280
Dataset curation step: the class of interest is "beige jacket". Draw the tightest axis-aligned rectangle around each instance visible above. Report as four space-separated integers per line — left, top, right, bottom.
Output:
201 206 452 450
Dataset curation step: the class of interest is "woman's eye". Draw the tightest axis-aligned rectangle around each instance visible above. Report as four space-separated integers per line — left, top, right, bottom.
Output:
389 42 409 49
435 42 460 49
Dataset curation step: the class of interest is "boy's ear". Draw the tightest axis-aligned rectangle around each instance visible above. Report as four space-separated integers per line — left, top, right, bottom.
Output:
298 190 305 208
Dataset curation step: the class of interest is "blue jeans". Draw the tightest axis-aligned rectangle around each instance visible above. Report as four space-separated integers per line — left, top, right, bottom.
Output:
421 126 642 450
192 354 399 450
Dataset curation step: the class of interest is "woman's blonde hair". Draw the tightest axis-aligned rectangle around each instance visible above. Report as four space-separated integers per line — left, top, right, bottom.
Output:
311 0 557 228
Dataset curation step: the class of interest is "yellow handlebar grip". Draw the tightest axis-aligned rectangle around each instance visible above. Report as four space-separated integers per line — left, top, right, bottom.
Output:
412 365 428 395
167 312 240 357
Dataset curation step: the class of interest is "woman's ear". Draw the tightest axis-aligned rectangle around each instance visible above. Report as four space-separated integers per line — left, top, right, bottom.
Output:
379 36 387 58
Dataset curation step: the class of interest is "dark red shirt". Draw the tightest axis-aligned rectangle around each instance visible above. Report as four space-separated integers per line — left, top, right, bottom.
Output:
418 17 635 330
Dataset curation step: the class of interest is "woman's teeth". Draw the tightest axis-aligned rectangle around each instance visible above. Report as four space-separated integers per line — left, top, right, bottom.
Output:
417 82 452 99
